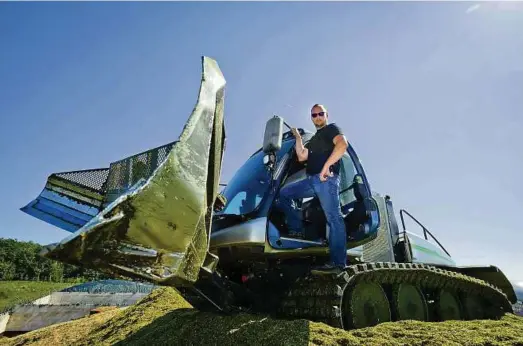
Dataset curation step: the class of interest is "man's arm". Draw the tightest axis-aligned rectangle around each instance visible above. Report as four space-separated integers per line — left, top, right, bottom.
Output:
319 126 348 181
323 134 348 169
292 128 308 161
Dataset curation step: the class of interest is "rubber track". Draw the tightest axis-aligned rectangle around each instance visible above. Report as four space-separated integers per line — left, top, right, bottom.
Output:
277 262 514 329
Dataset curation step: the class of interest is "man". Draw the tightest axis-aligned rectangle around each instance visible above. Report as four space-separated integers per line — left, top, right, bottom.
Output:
277 104 348 274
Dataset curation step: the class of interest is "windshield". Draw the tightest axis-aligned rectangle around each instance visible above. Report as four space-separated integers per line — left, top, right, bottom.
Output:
218 140 294 216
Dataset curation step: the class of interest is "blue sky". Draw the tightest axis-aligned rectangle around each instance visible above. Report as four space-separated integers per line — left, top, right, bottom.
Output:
1 2 522 281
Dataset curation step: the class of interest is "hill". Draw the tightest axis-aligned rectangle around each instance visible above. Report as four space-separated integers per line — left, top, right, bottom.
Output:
0 281 71 313
2 287 523 346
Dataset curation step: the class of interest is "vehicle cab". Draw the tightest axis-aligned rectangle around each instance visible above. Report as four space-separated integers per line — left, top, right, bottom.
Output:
210 116 380 259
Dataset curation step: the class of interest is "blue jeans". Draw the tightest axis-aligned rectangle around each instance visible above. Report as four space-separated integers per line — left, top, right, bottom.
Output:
276 173 347 267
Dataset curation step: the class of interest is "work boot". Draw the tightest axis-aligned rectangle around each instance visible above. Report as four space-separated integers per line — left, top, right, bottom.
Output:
311 263 346 275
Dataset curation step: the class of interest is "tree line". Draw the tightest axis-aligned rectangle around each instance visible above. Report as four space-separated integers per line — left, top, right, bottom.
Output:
0 238 108 282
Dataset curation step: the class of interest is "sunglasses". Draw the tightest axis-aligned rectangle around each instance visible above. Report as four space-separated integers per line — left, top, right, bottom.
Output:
311 112 326 118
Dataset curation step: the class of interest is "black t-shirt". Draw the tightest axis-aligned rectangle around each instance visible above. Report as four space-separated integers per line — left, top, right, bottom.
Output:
304 123 344 175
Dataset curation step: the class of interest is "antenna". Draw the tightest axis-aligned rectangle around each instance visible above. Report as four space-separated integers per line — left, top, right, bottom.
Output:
278 103 295 130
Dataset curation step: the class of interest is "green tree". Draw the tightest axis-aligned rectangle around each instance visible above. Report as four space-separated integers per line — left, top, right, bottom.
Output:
0 261 15 280
49 261 64 282
0 238 110 282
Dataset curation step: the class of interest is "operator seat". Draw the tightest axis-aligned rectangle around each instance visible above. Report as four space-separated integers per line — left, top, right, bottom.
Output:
302 197 327 240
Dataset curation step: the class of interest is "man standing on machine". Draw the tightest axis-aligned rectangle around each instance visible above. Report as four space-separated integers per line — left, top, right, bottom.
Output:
279 103 349 274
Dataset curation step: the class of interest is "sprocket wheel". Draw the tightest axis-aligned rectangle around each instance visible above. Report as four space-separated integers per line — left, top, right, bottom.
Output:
392 283 429 321
436 289 462 321
343 281 391 329
461 294 485 320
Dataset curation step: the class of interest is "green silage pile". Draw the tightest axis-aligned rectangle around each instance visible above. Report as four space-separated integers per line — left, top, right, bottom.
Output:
3 287 523 346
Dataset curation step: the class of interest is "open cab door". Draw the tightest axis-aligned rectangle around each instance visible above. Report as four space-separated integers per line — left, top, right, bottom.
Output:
265 126 380 251
338 145 380 248
22 56 227 287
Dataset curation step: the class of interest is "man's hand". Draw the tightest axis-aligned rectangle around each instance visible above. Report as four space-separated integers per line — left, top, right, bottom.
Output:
319 165 333 182
291 127 301 140
292 128 308 162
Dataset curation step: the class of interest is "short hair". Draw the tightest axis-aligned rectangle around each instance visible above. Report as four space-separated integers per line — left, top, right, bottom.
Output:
311 104 328 113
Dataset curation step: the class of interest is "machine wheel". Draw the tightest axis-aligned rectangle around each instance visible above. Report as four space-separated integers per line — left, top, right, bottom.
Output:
436 289 462 321
343 281 391 329
461 294 485 320
481 299 505 320
392 283 429 321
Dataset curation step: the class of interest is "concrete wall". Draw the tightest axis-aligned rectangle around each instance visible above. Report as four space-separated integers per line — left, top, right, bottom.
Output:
4 306 94 332
1 291 148 335
32 292 148 306
32 295 50 305
0 313 9 334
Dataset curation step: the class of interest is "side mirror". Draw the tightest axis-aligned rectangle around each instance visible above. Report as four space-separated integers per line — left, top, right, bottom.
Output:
263 116 283 154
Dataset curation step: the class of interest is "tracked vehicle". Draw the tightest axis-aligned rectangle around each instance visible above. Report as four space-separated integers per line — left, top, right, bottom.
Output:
22 56 516 329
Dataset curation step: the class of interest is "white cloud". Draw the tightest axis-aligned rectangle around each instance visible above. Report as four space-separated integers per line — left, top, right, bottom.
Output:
466 4 481 14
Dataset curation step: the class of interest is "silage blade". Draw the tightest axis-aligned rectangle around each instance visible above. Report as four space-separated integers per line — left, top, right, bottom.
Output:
41 56 227 286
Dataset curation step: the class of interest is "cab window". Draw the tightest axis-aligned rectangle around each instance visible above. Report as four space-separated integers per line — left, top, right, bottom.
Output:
339 152 359 207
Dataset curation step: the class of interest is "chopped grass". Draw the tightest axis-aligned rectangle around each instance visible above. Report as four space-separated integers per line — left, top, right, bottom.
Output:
1 307 121 346
0 281 72 312
3 287 523 346
308 315 523 345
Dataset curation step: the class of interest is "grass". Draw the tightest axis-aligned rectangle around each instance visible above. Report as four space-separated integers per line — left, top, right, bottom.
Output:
0 281 72 313
0 307 121 346
2 286 523 346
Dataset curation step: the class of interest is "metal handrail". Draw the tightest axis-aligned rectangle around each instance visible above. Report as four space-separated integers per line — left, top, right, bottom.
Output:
399 209 451 257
